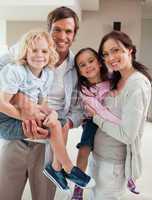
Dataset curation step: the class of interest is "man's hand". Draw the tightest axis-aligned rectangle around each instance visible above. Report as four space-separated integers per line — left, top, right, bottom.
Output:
11 92 50 121
22 120 49 139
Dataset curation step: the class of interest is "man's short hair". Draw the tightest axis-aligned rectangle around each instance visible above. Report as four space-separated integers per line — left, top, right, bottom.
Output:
47 6 79 35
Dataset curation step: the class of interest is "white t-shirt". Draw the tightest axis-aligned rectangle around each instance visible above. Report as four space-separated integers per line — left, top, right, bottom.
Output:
0 63 54 103
48 59 67 111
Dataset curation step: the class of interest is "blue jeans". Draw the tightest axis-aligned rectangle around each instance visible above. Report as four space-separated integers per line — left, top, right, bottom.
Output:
0 113 24 140
0 112 67 140
77 118 98 150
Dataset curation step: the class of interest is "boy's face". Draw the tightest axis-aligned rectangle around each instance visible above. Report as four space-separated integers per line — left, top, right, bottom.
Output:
50 17 75 56
27 36 50 77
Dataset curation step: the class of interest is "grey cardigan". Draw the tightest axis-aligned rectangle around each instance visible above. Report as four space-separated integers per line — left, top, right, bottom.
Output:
93 72 151 180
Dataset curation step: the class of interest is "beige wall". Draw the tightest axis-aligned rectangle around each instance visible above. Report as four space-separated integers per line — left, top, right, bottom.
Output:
7 21 46 46
7 0 142 56
140 19 152 69
72 0 142 55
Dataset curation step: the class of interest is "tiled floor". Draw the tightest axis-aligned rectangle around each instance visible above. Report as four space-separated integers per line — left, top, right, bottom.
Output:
23 122 152 200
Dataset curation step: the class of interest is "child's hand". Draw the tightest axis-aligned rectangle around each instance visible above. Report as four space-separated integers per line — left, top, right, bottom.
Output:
43 110 58 127
109 90 119 97
85 103 97 116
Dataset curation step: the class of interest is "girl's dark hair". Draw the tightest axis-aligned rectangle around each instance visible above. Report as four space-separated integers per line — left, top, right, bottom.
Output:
98 30 152 87
74 47 109 96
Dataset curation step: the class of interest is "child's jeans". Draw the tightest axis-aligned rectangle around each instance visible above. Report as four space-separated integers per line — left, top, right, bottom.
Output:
77 118 98 150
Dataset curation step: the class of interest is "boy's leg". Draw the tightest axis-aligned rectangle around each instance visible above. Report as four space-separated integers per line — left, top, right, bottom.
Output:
52 119 69 171
48 120 73 171
43 121 95 190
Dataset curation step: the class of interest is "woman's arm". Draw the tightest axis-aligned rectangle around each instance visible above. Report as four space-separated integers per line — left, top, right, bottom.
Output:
93 81 151 145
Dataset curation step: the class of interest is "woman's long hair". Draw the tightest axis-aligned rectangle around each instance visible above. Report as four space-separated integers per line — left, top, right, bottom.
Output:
98 31 152 88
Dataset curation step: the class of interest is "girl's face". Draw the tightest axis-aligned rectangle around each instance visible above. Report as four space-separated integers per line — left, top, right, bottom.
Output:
77 50 101 84
27 36 50 77
102 38 132 73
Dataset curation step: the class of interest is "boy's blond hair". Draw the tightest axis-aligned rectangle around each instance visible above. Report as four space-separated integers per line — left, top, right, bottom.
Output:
17 30 58 68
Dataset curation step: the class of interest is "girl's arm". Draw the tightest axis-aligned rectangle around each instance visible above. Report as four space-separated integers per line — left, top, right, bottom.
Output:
84 96 121 124
0 92 21 120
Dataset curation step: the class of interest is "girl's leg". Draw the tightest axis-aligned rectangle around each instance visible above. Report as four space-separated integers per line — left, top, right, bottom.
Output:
76 146 91 172
72 146 91 200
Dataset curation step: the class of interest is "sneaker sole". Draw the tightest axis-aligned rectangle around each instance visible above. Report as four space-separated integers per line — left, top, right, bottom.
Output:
43 169 71 194
74 177 96 189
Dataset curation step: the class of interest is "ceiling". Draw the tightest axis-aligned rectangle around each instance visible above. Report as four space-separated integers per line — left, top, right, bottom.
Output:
0 0 152 21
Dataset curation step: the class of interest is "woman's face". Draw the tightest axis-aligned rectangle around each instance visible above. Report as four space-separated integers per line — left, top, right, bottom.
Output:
102 38 132 73
77 50 101 84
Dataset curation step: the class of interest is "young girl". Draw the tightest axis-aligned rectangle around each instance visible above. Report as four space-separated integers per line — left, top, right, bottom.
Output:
71 47 139 200
0 30 95 193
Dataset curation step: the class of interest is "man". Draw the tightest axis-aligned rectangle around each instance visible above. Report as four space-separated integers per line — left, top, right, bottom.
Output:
0 6 80 200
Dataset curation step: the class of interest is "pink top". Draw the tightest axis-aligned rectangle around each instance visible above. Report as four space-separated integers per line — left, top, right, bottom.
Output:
81 81 121 124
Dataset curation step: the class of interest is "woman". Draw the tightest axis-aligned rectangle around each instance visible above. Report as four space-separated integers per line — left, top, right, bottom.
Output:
86 31 151 200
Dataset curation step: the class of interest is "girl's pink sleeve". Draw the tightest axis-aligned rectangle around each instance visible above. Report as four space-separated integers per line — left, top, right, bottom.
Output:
84 96 121 124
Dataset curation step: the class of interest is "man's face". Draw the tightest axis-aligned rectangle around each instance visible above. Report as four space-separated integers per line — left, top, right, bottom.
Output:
50 18 75 56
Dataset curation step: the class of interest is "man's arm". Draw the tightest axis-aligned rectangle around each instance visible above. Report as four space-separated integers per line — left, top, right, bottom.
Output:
0 44 19 70
66 88 84 128
12 93 49 139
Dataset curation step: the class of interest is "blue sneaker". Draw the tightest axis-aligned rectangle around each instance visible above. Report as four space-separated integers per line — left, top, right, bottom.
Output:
63 166 95 189
43 164 70 193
